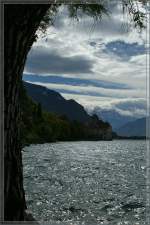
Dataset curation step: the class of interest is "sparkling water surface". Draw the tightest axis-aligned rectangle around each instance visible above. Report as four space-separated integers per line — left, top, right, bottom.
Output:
23 140 146 224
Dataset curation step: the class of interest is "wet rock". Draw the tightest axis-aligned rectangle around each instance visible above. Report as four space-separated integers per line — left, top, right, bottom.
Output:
104 197 115 202
63 206 84 213
94 166 100 170
24 210 38 223
93 200 100 204
122 202 145 212
101 204 112 211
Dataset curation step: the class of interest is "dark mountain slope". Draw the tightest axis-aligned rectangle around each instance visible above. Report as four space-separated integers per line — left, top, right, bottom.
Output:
20 82 112 144
23 81 90 122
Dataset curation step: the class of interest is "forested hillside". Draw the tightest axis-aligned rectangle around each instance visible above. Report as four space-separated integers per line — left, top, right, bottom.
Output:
20 82 112 146
23 81 91 122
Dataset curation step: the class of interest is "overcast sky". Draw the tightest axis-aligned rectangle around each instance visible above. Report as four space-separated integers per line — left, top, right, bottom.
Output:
23 3 148 118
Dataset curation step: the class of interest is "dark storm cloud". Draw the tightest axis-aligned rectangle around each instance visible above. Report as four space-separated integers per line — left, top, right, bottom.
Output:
23 74 131 90
25 47 94 75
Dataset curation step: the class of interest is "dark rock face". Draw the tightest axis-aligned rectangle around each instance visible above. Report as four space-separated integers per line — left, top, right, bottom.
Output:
23 81 90 122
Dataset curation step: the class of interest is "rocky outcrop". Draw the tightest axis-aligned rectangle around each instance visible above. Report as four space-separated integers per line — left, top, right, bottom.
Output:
85 114 112 140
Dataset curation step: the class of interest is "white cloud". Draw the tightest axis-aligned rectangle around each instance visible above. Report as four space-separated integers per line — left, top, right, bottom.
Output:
26 81 145 99
24 3 148 117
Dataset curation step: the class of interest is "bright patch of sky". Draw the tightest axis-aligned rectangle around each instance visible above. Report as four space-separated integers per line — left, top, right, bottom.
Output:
23 2 148 118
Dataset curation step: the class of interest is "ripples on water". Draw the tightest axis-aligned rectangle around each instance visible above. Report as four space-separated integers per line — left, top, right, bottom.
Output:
23 140 146 224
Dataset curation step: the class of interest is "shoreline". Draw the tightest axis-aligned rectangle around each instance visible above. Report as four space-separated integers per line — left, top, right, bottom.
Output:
22 137 146 148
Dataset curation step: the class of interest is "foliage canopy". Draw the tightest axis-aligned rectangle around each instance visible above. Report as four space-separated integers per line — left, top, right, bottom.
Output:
39 0 148 36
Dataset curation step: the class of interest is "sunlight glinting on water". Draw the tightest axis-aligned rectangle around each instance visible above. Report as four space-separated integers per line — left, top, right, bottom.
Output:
23 140 146 225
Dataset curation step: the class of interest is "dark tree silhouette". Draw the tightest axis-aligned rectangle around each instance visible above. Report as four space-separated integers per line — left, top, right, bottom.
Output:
37 103 42 119
4 4 51 221
4 1 147 221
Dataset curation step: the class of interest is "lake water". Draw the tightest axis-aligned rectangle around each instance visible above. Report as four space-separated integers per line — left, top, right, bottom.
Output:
23 140 147 224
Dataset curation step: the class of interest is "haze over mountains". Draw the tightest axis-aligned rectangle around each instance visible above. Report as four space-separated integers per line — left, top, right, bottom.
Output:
90 108 146 137
116 117 146 137
89 108 137 131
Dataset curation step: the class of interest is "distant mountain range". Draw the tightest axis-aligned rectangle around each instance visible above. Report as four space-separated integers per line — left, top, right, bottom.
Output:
23 82 90 122
116 117 146 137
90 107 138 130
91 107 147 137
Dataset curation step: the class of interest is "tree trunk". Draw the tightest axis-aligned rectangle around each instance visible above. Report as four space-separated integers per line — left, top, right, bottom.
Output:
4 5 50 221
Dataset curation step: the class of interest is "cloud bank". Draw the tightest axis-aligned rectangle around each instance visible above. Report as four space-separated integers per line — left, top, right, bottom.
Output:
23 3 148 118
